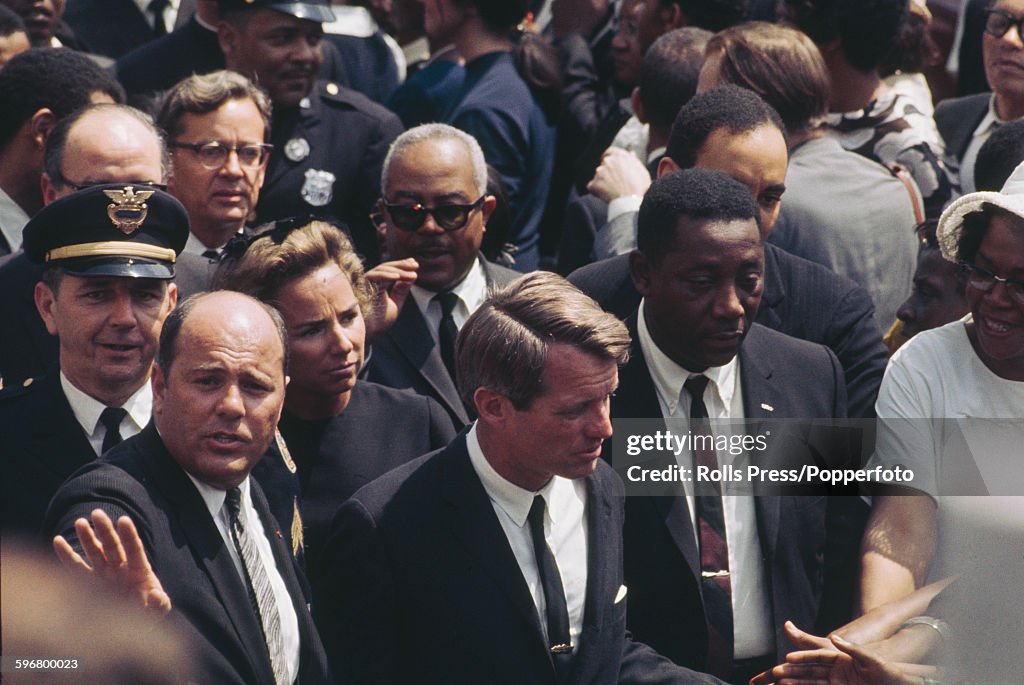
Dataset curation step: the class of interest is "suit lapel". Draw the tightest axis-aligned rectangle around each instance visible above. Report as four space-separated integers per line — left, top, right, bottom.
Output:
139 430 273 683
29 374 97 479
439 436 549 652
387 299 468 423
613 320 702 586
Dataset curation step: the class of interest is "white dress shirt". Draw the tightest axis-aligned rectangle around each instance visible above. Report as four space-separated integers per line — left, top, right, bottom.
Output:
186 474 300 684
959 95 1006 195
61 373 151 456
0 185 29 254
637 304 774 658
410 256 488 345
466 424 589 651
131 0 179 33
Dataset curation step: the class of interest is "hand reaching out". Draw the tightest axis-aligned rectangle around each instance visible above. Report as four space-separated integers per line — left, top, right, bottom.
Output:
53 508 171 615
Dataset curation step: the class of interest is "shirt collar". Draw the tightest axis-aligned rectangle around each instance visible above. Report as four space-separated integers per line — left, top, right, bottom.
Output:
976 94 1005 138
410 255 487 316
636 302 738 415
186 472 251 523
60 371 152 436
466 423 570 528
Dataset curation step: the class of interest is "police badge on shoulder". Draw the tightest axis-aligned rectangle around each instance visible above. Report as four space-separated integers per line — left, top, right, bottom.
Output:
301 169 336 207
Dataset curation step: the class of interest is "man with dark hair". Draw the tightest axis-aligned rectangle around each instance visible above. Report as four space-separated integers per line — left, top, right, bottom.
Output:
318 270 725 684
936 0 1024 194
570 85 888 420
433 0 555 271
699 21 920 328
780 0 951 218
45 290 332 685
609 167 860 683
0 6 29 66
217 0 403 264
0 48 124 256
973 117 1024 192
0 184 182 535
560 26 710 274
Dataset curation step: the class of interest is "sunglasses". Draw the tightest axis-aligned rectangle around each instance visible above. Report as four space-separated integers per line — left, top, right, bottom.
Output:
984 8 1024 39
383 196 485 232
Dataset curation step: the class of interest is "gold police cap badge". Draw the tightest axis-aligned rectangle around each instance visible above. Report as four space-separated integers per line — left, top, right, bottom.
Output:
104 186 154 235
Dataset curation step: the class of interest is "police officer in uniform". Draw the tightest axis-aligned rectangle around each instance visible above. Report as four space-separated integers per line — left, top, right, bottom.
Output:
0 184 186 536
218 0 404 265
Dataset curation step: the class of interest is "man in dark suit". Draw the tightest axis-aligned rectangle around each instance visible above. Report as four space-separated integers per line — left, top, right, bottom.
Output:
318 270 723 685
606 168 864 683
569 87 887 419
46 290 330 684
217 0 403 264
935 0 1024 194
0 184 184 535
366 123 519 428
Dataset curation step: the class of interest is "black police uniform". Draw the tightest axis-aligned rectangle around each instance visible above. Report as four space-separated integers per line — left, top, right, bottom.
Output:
0 185 188 537
256 80 403 265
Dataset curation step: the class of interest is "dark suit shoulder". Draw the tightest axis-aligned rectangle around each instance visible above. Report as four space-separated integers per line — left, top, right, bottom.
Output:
349 381 456 439
568 254 636 319
934 92 989 125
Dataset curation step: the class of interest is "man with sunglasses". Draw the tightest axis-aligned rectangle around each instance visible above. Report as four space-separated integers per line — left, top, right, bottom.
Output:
156 70 272 262
366 123 520 429
936 0 1024 193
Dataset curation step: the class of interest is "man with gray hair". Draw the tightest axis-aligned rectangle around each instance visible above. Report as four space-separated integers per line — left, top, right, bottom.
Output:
318 270 724 685
366 123 519 428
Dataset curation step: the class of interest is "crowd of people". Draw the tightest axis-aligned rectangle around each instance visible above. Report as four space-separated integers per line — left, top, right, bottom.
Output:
1 0 1023 683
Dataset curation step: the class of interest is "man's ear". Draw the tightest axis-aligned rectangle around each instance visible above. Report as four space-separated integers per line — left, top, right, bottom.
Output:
629 249 652 297
662 2 685 29
631 87 646 125
151 363 167 416
473 386 511 426
29 108 56 149
34 281 60 336
217 22 240 64
656 156 679 179
479 194 497 231
40 173 59 206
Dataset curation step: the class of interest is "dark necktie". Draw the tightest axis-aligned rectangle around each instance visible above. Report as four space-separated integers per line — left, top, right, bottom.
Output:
99 407 128 454
527 495 573 681
684 375 733 677
225 488 289 685
148 0 169 36
434 291 459 382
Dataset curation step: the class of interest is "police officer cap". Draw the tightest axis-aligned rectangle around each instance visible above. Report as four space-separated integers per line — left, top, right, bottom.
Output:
217 0 335 23
23 184 189 280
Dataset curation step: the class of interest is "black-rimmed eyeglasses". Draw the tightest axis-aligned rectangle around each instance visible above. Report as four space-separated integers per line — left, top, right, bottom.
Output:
382 196 486 232
985 8 1024 39
960 261 1024 303
171 141 273 170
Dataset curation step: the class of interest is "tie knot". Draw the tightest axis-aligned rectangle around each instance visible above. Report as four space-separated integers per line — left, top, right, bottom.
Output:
683 374 709 401
149 0 168 11
225 487 243 522
434 291 459 317
99 406 128 433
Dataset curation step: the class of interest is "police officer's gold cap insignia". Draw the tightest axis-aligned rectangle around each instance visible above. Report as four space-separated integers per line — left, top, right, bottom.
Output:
104 186 154 235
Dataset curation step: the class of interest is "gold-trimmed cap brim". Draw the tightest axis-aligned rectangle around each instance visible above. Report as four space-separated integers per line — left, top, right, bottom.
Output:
46 241 177 264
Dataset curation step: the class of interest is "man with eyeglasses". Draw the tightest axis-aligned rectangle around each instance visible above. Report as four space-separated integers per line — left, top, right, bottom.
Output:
216 0 403 265
365 123 519 429
937 0 1024 194
156 70 272 261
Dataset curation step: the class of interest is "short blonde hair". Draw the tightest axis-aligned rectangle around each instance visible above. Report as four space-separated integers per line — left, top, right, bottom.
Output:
456 272 630 408
219 220 373 318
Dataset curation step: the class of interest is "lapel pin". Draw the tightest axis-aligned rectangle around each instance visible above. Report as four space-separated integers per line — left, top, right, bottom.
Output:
760 402 774 412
